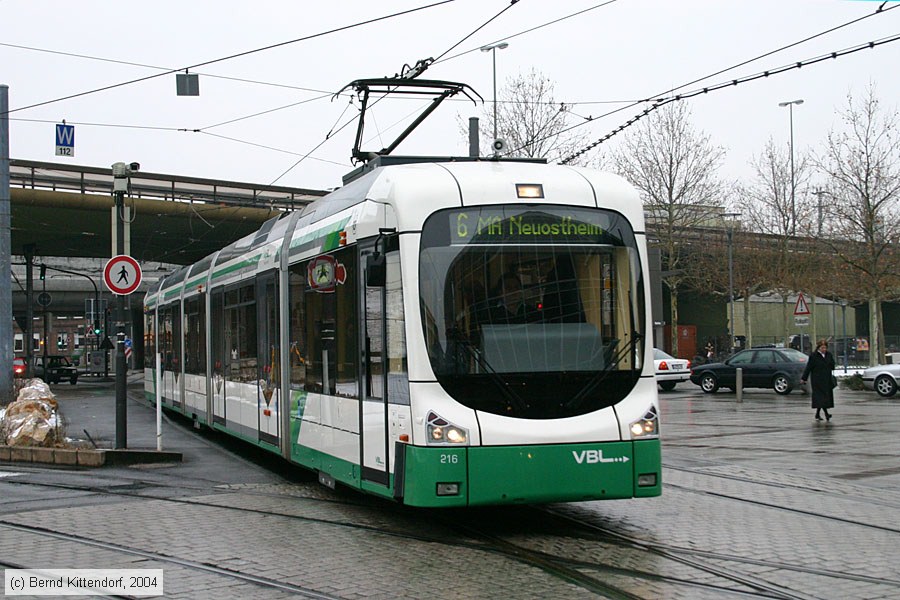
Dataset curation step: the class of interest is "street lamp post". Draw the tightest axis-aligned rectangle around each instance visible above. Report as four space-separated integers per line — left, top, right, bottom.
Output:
480 42 509 154
840 299 848 373
778 99 804 236
813 189 827 237
723 213 740 351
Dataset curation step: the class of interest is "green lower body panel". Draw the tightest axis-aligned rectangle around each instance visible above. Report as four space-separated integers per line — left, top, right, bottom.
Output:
632 439 662 497
400 439 661 507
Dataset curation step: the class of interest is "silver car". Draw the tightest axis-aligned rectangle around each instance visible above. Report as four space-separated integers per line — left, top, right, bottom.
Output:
654 348 691 391
862 364 900 397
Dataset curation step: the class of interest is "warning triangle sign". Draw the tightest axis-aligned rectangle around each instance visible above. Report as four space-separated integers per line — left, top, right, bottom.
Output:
793 293 811 316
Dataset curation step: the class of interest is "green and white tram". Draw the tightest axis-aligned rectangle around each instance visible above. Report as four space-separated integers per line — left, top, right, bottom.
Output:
144 157 661 507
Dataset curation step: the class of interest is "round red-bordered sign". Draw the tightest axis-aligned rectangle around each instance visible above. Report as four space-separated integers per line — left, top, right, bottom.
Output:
104 255 142 295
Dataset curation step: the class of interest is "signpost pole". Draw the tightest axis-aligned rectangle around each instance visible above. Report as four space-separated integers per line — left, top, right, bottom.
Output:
793 293 811 350
104 252 142 447
112 165 130 449
0 84 12 401
23 244 35 378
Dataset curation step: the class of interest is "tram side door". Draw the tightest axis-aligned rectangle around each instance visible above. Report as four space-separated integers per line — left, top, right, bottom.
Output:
361 243 389 486
160 306 176 405
256 271 280 447
210 288 226 425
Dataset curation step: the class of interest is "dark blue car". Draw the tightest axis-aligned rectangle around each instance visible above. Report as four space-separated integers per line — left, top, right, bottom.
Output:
689 347 808 395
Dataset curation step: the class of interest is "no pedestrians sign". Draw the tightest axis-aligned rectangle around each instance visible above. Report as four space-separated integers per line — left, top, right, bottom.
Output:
104 255 142 295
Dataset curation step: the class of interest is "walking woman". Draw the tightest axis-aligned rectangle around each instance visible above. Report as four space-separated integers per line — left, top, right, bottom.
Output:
800 339 836 421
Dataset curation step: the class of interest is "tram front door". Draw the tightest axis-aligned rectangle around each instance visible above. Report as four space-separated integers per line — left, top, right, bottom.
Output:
361 243 390 486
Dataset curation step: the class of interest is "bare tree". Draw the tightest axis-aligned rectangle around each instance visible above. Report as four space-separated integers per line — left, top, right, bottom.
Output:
613 102 725 355
816 85 900 365
737 138 815 345
742 138 816 238
470 69 594 165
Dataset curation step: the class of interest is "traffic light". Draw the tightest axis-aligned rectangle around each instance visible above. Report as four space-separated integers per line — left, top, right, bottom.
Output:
39 264 46 280
93 321 102 336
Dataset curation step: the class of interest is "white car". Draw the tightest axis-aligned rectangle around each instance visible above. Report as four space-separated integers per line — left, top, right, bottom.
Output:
654 348 691 391
862 363 900 397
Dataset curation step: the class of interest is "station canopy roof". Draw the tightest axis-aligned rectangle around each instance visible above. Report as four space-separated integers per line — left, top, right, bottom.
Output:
9 159 327 266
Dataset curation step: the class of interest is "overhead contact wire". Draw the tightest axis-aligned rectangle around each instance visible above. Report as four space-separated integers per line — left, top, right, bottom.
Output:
560 31 900 163
267 0 524 183
555 3 900 162
2 0 457 115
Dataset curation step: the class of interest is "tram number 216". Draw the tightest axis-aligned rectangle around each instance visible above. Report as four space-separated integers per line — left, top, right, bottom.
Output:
440 454 459 464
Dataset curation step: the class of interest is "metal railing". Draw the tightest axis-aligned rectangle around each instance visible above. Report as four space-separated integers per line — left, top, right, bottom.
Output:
9 159 327 211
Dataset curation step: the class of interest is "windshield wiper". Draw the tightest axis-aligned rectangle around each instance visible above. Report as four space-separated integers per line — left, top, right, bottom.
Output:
446 332 528 414
565 332 643 410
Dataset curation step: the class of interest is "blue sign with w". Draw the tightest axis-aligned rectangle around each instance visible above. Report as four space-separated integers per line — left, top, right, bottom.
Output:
55 123 74 157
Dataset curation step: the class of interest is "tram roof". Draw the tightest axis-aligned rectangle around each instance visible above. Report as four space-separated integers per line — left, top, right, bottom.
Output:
149 157 645 296
342 155 546 185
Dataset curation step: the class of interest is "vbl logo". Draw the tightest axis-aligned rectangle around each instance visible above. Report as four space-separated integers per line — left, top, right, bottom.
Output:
572 450 629 464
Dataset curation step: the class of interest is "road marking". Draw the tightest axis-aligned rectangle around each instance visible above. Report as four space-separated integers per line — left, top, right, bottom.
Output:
0 471 23 478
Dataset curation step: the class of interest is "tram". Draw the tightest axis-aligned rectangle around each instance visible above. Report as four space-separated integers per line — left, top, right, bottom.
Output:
143 156 661 507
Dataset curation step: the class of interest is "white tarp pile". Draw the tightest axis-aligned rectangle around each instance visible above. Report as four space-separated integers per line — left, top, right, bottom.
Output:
0 379 63 447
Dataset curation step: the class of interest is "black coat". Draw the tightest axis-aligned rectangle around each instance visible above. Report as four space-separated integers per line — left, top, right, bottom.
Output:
802 350 835 409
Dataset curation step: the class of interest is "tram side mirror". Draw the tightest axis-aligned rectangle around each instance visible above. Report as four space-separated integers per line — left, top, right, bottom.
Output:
366 253 386 287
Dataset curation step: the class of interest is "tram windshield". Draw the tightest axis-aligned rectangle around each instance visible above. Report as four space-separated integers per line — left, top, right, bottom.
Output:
420 205 646 419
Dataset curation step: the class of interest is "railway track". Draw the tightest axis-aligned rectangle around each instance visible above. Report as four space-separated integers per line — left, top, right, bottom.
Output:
0 519 339 600
0 475 799 599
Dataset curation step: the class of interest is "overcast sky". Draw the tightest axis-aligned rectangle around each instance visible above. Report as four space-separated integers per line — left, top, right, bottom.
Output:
2 0 898 192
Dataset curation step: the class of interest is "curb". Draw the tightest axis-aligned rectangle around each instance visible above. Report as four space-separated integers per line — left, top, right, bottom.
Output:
0 445 182 467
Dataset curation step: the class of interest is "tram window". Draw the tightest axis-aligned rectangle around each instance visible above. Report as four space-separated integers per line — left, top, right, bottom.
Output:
171 304 182 373
334 248 358 398
290 247 359 398
384 246 410 405
419 205 646 418
260 276 280 389
224 283 257 382
159 304 181 373
159 308 170 369
143 313 155 369
365 285 384 400
288 267 308 388
211 291 224 378
184 297 206 375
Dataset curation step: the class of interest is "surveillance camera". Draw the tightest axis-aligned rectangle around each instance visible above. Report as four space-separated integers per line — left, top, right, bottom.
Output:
492 139 506 152
129 162 140 172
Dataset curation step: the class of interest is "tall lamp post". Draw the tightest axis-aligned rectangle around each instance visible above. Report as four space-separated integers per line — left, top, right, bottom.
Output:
840 299 848 373
723 212 740 351
778 99 804 236
480 42 509 154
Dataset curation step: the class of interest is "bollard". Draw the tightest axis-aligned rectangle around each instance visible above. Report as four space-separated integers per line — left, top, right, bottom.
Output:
736 367 743 402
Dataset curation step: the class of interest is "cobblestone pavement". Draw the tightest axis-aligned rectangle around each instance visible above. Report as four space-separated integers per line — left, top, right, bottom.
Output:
1 379 898 599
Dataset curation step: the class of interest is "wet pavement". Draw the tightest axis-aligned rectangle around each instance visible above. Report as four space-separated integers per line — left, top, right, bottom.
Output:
1 375 898 599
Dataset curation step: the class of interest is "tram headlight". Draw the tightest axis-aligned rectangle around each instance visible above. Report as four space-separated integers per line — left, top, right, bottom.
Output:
426 411 468 445
629 407 659 439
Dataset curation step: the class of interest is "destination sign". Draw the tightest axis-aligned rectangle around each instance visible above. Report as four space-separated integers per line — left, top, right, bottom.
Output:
448 207 612 245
